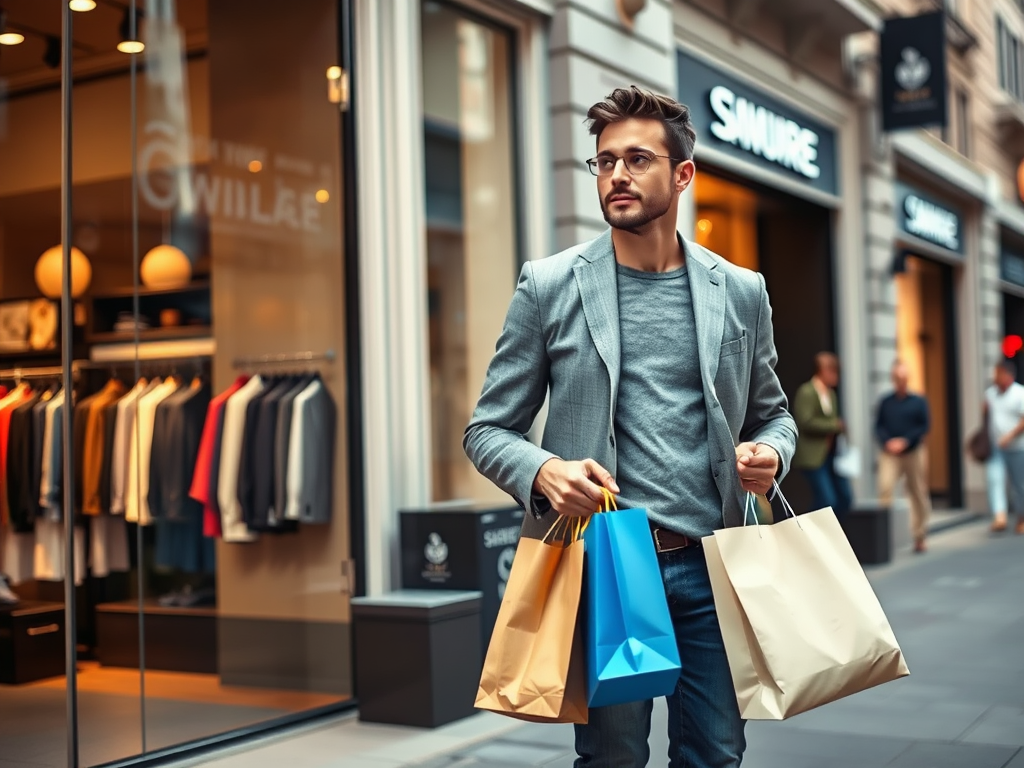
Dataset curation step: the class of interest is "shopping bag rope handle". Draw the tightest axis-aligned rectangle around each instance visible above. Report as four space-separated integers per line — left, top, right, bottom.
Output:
541 512 591 544
743 483 804 533
597 488 617 513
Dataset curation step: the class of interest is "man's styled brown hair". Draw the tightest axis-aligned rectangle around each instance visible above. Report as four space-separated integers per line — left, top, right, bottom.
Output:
586 85 697 162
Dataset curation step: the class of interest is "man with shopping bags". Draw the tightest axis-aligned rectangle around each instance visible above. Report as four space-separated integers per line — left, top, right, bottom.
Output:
465 86 797 768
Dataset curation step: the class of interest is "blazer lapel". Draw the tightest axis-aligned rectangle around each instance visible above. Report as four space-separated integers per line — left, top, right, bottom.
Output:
573 231 621 403
685 240 727 389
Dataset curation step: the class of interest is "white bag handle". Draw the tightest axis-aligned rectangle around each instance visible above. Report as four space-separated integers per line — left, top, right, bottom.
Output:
771 480 804 529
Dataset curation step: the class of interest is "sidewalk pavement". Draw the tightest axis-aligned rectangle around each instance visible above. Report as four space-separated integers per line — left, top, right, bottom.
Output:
181 519 1023 768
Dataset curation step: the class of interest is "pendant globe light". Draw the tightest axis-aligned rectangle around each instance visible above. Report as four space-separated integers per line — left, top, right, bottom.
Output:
34 245 92 299
141 243 192 289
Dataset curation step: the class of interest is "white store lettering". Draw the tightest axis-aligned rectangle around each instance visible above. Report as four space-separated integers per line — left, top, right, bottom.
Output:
904 195 958 250
708 85 821 180
483 526 520 549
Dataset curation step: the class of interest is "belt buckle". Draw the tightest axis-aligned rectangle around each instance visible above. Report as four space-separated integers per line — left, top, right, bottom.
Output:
654 528 687 554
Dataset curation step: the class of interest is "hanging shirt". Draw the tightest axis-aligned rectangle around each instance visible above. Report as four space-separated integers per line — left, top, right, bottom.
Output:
90 513 129 578
149 382 211 522
284 378 337 524
81 379 128 516
6 393 41 533
39 390 65 514
217 375 265 543
0 385 32 525
273 375 314 525
110 379 157 515
126 379 179 525
190 377 248 539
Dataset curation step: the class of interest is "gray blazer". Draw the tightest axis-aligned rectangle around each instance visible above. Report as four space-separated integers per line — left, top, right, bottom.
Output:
464 230 797 530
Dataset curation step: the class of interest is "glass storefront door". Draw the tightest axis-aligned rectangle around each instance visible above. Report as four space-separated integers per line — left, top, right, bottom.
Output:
0 2 353 765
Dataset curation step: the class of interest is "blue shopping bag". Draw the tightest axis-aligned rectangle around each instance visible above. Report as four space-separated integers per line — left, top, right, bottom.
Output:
583 492 682 708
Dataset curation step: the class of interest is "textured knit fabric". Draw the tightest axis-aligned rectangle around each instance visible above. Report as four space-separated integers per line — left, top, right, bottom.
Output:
613 264 720 539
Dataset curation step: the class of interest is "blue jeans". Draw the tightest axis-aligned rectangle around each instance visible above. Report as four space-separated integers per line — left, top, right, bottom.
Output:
986 448 1024 515
802 459 852 519
574 547 745 768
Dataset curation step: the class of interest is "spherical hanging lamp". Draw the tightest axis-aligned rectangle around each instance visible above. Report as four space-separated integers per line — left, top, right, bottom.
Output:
141 244 192 289
34 245 92 299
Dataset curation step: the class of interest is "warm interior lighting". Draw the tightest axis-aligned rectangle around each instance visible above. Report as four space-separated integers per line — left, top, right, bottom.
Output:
315 189 330 204
696 218 713 235
0 32 24 45
69 0 97 10
326 65 342 80
141 244 192 290
248 160 263 173
117 7 144 53
35 246 93 299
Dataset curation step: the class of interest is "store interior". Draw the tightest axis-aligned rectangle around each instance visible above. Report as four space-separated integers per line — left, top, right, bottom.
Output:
0 1 351 766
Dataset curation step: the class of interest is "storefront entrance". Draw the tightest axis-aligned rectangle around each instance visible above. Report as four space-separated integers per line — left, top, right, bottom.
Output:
693 170 835 511
894 254 963 508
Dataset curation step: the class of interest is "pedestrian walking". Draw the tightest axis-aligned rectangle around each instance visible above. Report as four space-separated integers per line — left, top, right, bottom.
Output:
875 360 933 553
792 353 852 518
985 360 1024 534
464 86 797 768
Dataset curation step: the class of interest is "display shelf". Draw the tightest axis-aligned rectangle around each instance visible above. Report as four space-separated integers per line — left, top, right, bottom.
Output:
87 283 212 345
88 325 213 345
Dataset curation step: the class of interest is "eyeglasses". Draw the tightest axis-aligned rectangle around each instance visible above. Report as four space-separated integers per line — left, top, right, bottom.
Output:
585 152 682 177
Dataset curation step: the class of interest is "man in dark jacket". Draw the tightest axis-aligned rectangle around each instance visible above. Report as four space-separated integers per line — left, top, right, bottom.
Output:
876 360 932 552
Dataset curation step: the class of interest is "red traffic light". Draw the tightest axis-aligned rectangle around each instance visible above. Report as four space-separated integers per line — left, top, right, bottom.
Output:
1003 335 1024 358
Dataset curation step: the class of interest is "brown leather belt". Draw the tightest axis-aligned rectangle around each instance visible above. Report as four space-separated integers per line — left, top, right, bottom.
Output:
652 527 700 553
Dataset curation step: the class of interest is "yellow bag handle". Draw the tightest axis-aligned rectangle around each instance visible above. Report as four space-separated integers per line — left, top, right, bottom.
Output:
596 487 618 514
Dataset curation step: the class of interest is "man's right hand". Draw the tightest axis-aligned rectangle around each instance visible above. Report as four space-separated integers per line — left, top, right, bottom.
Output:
532 458 619 518
885 437 908 455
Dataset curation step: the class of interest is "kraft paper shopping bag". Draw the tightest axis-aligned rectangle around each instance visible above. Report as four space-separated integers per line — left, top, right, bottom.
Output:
704 490 909 720
475 515 588 724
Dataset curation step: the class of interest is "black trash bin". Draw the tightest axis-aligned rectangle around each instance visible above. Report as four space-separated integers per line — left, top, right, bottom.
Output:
843 505 892 565
399 505 523 654
352 590 482 728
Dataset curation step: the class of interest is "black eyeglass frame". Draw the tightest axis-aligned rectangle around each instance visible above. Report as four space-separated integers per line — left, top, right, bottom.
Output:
585 151 684 177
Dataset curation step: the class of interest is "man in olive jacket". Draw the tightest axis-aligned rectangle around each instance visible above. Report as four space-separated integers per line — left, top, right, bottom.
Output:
793 352 851 517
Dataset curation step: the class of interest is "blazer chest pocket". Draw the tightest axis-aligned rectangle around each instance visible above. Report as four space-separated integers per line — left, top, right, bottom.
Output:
720 334 747 359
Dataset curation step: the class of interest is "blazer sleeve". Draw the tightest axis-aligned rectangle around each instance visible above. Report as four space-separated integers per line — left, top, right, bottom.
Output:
464 261 558 516
739 273 798 479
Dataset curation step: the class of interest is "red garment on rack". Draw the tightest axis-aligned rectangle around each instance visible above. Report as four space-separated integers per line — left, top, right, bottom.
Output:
190 376 248 538
0 386 33 525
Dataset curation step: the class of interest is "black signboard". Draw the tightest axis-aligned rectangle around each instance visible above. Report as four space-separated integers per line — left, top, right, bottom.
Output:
677 50 838 196
881 12 948 131
1002 250 1024 287
400 505 524 654
895 182 963 254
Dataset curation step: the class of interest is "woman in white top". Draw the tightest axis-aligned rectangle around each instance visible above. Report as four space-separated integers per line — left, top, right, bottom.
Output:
984 360 1024 534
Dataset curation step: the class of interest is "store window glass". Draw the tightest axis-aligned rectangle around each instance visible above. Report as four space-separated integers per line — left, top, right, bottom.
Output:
1 2 351 765
421 2 519 503
0 4 70 765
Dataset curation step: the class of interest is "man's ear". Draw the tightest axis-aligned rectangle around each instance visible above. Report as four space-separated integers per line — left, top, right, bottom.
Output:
676 159 696 193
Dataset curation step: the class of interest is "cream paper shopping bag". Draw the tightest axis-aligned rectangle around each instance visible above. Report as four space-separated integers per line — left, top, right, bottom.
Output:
704 492 909 720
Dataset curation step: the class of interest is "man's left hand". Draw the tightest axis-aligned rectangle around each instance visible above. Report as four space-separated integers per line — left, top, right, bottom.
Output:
736 442 779 496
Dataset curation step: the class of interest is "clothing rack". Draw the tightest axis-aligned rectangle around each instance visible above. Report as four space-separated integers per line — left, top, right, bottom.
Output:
0 365 78 383
231 350 337 369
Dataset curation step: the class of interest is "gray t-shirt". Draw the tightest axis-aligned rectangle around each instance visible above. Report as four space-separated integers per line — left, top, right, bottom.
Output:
614 263 722 538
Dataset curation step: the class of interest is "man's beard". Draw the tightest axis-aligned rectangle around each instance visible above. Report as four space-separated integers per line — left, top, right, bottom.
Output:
600 187 672 234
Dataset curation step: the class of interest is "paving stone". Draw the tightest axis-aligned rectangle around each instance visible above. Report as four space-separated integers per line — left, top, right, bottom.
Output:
886 741 1019 768
960 707 1024 748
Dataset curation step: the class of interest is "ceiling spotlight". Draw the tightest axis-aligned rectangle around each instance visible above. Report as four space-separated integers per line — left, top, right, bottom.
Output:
69 0 97 10
117 7 144 54
0 10 25 45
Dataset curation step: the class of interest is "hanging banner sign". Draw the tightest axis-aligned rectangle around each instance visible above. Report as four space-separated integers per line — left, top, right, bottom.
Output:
881 12 948 131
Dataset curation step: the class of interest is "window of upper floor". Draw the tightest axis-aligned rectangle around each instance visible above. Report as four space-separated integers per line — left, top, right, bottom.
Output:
997 14 1024 103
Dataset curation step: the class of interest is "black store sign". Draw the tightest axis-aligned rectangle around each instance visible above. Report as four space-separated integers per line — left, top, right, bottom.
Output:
881 12 948 131
895 182 963 255
677 50 838 196
1002 250 1024 287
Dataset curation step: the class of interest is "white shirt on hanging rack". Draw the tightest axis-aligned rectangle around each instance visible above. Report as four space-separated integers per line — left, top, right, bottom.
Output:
126 378 179 525
217 375 264 543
